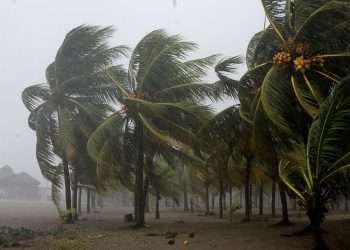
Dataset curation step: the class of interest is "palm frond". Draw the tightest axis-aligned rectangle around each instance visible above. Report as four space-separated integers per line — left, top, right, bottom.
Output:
246 31 264 70
261 0 289 41
22 83 51 112
308 76 350 181
260 66 297 135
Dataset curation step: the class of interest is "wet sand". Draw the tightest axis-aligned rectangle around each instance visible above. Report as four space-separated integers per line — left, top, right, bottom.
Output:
1 200 349 250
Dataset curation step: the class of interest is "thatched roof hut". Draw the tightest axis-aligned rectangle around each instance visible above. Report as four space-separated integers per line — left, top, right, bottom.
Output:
0 165 40 200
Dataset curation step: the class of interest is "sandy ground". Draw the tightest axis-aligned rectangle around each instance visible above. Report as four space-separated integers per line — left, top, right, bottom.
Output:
0 200 350 250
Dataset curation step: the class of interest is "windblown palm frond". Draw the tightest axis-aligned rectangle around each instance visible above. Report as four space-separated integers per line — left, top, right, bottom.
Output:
280 77 350 224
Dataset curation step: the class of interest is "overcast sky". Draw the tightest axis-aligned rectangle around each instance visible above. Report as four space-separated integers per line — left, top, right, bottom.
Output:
0 0 264 186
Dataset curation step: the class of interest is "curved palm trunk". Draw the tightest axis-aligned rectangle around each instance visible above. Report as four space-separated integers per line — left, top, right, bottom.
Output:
63 158 73 223
135 122 145 227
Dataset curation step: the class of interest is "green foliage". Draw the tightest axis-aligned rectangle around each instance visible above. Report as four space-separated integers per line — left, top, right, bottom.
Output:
87 29 219 189
22 25 126 215
246 0 350 136
280 77 350 219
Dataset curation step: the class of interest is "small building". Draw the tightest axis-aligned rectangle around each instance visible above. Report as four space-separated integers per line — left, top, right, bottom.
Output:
0 165 40 200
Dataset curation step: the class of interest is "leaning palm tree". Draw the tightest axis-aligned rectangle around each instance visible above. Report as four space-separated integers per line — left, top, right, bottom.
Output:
22 25 128 222
88 29 219 227
280 77 350 250
244 0 350 137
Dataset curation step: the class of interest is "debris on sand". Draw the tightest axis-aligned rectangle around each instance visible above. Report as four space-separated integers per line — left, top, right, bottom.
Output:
145 233 160 237
188 232 195 238
164 232 178 239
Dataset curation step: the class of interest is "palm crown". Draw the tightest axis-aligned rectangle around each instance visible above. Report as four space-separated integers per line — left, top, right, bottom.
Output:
243 0 350 137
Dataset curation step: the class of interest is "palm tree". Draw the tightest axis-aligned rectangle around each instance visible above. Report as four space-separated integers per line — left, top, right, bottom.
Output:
22 25 128 222
87 29 218 227
280 77 350 250
198 106 246 218
149 155 181 219
245 0 350 137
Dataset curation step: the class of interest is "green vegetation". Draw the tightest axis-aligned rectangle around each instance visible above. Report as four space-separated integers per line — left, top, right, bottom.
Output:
20 1 350 249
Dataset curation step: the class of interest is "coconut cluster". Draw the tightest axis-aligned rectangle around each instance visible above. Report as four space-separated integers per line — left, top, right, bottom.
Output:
273 39 325 73
293 55 325 73
273 52 292 65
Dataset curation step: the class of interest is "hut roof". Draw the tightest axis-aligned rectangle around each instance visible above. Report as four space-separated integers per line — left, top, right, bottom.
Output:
0 165 14 178
0 172 40 187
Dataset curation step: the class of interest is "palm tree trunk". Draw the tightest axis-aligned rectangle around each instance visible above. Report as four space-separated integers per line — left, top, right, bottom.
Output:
63 158 73 223
72 168 78 220
87 188 91 214
134 193 137 221
144 152 155 214
91 191 96 211
135 122 145 227
272 179 276 217
78 186 82 214
307 209 329 250
229 185 233 209
293 198 297 210
155 191 160 219
145 192 150 213
183 164 189 212
279 181 290 224
143 176 150 213
239 188 243 207
219 178 224 219
243 157 252 222
211 194 215 210
190 197 194 213
172 198 176 209
205 183 210 215
223 187 227 211
259 183 264 215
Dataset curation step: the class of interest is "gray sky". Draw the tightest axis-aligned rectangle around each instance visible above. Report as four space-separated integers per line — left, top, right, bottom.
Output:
0 0 264 186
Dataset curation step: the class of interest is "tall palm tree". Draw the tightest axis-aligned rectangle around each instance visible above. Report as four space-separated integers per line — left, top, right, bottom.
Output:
280 77 350 250
244 0 350 138
22 25 128 222
87 29 219 227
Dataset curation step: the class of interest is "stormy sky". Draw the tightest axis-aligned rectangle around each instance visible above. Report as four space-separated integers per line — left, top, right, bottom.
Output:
0 0 264 186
